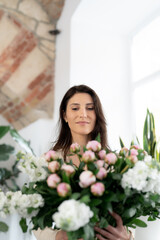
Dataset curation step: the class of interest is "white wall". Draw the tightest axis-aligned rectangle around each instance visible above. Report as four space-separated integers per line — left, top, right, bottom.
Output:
70 9 133 150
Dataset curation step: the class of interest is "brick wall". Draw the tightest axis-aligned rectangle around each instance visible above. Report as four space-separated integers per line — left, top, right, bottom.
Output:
0 0 65 129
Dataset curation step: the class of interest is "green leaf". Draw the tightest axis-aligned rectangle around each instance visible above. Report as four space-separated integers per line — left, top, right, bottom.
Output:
0 144 15 161
0 168 11 182
83 224 94 240
99 217 108 228
0 221 9 232
10 129 34 154
130 218 147 228
71 192 81 200
122 207 136 218
119 137 125 148
19 218 28 233
0 126 10 139
80 195 90 204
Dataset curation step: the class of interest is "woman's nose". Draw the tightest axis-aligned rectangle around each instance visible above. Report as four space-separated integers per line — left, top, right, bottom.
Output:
80 108 87 118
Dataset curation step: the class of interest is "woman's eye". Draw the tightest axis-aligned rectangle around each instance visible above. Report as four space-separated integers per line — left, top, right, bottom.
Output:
87 107 94 110
72 107 79 111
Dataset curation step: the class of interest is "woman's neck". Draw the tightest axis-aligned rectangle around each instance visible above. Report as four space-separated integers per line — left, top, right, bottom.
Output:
72 134 90 149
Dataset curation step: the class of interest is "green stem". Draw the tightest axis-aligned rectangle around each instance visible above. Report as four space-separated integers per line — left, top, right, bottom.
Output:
120 165 129 174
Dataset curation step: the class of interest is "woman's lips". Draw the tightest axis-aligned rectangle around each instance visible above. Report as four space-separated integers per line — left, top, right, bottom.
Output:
76 121 89 125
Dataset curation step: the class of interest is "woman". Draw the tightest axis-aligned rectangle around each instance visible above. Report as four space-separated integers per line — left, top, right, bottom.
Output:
34 85 133 240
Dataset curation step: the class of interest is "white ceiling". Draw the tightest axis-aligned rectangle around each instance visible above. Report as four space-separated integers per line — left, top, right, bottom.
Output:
73 0 160 35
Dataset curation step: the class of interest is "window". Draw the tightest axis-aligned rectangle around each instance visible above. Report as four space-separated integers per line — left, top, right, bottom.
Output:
131 16 160 144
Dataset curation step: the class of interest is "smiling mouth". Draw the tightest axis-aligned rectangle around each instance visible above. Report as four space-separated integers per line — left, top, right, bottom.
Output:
76 121 89 125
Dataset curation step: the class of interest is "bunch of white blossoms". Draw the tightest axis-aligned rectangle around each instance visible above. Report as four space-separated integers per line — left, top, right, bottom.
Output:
18 153 48 181
121 155 160 194
52 199 93 231
0 190 44 219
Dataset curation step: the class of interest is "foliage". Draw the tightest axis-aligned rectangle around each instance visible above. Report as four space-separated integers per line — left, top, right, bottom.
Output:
14 142 160 240
0 125 34 232
143 109 160 161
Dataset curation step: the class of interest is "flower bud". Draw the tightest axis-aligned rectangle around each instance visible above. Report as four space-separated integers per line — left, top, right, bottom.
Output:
91 182 105 196
98 150 106 159
127 155 138 164
130 148 138 156
48 161 60 173
82 150 95 163
86 140 101 152
119 147 129 156
57 183 71 197
45 150 60 162
70 143 81 153
96 167 107 180
47 174 61 188
95 160 108 169
79 171 96 188
105 153 117 165
130 144 141 150
61 164 75 177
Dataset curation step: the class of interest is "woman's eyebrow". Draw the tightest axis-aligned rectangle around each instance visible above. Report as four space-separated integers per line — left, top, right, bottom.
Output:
69 103 94 106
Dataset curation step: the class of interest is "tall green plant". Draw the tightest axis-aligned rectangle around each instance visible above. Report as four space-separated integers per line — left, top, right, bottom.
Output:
143 109 160 161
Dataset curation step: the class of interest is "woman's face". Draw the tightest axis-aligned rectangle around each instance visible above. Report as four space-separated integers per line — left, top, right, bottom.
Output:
64 93 96 139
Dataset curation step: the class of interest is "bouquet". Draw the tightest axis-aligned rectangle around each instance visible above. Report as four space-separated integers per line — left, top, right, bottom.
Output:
1 140 160 240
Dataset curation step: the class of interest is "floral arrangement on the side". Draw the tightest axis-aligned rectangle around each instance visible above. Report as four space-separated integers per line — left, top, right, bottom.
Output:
1 140 160 240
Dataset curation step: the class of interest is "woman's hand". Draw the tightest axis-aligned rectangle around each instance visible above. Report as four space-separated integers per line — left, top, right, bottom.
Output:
56 230 68 240
94 212 130 240
56 230 83 240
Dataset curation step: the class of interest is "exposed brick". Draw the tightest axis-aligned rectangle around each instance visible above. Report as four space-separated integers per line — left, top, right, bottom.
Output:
0 10 4 20
12 18 22 29
0 72 11 86
25 87 40 103
8 101 14 107
28 72 45 89
0 29 28 63
11 41 27 59
10 40 37 73
37 83 53 100
44 75 53 83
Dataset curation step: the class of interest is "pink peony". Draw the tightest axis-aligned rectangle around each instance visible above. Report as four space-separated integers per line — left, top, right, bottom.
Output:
91 182 105 196
128 155 138 164
130 145 141 150
70 143 81 153
61 164 75 177
82 150 95 163
96 167 107 180
48 161 60 173
79 171 96 188
105 153 117 165
45 150 60 162
86 140 101 152
98 150 106 159
57 182 71 197
130 148 138 156
47 174 61 188
95 160 107 169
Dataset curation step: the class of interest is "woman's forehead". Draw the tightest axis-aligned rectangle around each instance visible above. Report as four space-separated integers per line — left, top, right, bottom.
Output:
68 93 93 104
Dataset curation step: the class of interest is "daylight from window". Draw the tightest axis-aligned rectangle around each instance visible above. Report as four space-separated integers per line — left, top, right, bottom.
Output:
131 16 160 145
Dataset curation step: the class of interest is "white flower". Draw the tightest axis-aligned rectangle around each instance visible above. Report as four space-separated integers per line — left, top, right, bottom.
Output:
18 153 48 181
121 156 160 194
0 190 44 219
52 199 93 231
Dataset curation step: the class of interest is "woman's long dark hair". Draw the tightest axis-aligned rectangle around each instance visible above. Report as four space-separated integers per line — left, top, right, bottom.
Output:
53 85 109 158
